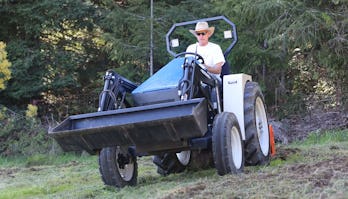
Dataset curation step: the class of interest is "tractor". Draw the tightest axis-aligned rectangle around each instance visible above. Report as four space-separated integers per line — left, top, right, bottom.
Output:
49 16 271 188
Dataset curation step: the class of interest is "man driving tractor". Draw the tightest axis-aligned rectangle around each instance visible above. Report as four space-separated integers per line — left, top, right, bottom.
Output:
186 21 225 81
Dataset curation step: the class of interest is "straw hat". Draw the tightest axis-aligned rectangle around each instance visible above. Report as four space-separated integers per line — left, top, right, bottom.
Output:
189 21 215 36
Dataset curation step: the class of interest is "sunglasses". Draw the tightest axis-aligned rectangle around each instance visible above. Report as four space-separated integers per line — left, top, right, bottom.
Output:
196 32 207 36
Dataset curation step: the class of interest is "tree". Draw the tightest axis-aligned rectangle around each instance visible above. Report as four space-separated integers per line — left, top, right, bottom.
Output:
0 0 216 116
96 0 213 82
2 0 345 117
213 0 348 111
0 42 11 90
0 0 107 112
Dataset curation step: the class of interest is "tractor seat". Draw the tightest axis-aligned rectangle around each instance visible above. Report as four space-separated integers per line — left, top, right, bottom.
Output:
220 61 231 80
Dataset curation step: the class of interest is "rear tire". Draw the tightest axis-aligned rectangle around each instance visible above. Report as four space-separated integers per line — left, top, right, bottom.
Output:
99 146 137 188
244 82 270 166
212 112 244 175
152 153 185 176
188 150 214 171
176 150 191 166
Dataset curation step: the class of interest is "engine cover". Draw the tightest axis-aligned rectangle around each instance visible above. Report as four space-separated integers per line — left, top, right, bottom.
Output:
132 58 184 106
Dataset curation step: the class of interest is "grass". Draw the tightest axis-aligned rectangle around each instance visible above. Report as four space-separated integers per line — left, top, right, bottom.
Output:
297 129 348 145
0 129 347 198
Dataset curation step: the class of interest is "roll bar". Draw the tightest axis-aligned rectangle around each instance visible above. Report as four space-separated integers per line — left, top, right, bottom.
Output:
166 15 238 58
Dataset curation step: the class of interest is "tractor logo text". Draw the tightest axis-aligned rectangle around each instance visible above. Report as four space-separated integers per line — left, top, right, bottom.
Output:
228 80 238 84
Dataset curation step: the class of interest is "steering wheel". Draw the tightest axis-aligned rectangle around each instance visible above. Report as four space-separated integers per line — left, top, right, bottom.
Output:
175 52 205 64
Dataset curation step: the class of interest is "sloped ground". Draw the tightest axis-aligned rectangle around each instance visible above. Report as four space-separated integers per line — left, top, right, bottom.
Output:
0 135 347 198
0 109 347 198
162 143 348 199
271 110 348 143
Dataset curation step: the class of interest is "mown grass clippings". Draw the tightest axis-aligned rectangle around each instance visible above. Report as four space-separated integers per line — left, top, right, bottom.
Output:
0 130 347 198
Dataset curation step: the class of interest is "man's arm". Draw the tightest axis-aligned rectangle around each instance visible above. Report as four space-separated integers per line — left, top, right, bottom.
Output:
204 62 224 74
204 43 225 74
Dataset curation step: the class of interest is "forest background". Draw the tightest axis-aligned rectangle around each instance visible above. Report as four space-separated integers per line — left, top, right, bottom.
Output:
0 0 347 156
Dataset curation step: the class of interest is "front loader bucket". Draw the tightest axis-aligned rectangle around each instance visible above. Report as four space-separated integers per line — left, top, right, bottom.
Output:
49 98 207 154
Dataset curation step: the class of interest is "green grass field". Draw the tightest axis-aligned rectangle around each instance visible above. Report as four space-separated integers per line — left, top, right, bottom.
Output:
0 130 347 199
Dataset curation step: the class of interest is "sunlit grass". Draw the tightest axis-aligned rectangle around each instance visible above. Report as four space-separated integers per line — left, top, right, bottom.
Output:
294 129 348 146
0 129 347 198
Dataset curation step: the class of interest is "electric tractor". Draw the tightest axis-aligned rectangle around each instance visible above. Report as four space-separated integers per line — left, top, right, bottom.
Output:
49 16 272 188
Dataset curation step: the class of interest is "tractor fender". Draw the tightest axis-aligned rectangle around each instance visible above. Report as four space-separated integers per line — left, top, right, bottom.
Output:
223 74 252 140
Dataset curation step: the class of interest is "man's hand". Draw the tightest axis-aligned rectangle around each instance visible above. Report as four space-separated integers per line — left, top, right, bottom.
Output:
205 62 224 74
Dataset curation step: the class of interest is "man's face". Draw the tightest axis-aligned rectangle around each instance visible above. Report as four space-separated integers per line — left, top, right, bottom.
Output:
196 31 209 46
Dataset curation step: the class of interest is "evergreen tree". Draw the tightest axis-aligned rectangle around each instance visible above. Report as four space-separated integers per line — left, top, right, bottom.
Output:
0 0 106 111
214 0 347 109
96 0 213 82
1 0 345 117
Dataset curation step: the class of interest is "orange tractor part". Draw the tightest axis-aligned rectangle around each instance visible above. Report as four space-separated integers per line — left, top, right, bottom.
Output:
269 124 276 157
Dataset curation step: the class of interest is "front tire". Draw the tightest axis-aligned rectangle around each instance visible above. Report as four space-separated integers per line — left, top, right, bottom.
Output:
244 82 270 166
212 112 244 175
99 146 138 188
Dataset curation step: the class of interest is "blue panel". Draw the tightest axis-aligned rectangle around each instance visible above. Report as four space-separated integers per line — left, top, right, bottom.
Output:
132 58 184 94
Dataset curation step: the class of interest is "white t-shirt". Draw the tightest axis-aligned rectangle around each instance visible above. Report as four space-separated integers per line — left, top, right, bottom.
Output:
186 42 225 80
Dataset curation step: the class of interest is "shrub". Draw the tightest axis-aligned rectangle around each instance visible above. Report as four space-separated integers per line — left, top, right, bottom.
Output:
0 106 62 157
25 104 38 119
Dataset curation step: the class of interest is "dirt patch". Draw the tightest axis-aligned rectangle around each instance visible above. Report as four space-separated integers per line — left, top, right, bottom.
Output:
270 110 348 143
270 144 348 190
163 182 206 199
58 160 80 168
0 168 19 178
284 156 348 188
272 147 301 160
